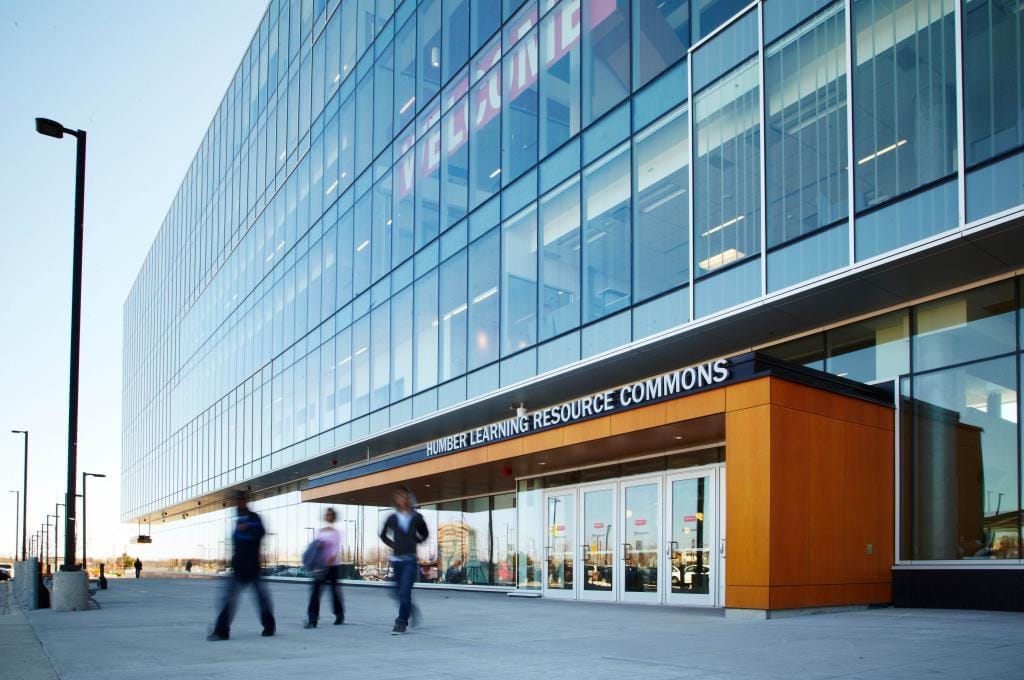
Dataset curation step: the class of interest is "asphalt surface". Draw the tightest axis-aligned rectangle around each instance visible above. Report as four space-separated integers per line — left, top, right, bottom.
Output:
5 577 1024 679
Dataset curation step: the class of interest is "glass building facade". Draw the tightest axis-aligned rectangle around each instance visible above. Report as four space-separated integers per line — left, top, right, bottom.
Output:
123 0 1024 603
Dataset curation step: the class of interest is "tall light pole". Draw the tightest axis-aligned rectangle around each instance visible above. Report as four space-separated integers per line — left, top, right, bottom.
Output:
82 472 105 570
35 117 87 572
8 491 18 561
55 502 66 569
44 519 54 573
11 430 28 560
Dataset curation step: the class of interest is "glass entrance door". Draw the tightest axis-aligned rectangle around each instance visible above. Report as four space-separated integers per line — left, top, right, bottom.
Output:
579 484 616 601
542 490 576 599
620 478 662 603
665 468 718 606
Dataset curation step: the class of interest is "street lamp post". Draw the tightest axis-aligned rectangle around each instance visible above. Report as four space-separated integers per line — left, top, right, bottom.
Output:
55 502 65 570
11 430 28 561
44 519 54 573
81 472 105 571
35 117 87 572
8 491 18 561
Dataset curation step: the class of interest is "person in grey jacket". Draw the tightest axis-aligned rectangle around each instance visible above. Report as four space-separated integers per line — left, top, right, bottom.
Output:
379 487 429 635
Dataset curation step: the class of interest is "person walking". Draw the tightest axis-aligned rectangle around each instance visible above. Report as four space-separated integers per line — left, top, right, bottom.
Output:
379 487 429 635
207 490 276 641
305 507 345 628
134 558 143 578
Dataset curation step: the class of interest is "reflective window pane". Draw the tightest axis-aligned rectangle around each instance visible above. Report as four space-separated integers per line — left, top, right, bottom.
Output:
582 143 632 322
469 228 501 368
502 206 538 354
633 0 689 89
913 281 1017 373
440 250 469 380
540 0 582 156
539 176 581 340
583 0 631 125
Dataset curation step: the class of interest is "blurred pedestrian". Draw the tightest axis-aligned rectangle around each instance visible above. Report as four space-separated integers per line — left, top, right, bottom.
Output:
134 558 142 578
207 490 276 641
185 559 193 575
379 487 429 635
305 507 345 628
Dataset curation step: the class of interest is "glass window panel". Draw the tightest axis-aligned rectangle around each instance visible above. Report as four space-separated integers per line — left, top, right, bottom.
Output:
767 221 849 292
764 0 834 43
503 28 540 183
354 191 372 293
337 207 354 305
391 286 414 400
440 250 469 380
763 332 826 370
374 42 395 156
852 0 957 211
539 176 581 340
692 0 748 41
371 302 391 410
443 89 471 225
471 64 503 207
903 357 1019 560
352 315 371 416
582 143 631 322
540 0 582 157
633 0 689 89
469 228 501 368
502 206 539 354
963 0 1024 167
694 58 760 277
339 93 356 191
693 255 760 318
417 119 443 247
415 269 440 391
854 178 958 260
765 2 849 246
472 0 502 53
372 173 393 282
393 142 416 265
913 281 1017 372
966 148 1024 222
395 17 418 133
355 72 374 175
826 309 909 383
692 7 756 91
445 0 471 81
582 0 631 125
418 0 443 106
634 105 689 301
335 326 352 422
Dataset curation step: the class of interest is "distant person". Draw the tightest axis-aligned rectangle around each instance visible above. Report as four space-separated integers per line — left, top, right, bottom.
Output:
134 558 142 579
379 487 429 635
444 558 465 584
207 490 276 641
185 559 193 575
305 507 345 628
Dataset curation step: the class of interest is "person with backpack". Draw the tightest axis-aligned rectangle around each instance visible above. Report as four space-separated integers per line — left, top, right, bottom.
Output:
379 487 429 635
207 490 276 641
304 507 344 628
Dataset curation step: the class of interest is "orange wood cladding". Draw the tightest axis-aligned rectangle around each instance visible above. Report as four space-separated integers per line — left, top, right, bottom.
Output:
303 375 895 612
724 379 895 611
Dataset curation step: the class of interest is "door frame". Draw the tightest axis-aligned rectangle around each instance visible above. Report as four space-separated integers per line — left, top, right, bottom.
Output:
618 475 664 604
577 481 618 602
541 488 577 600
663 465 721 607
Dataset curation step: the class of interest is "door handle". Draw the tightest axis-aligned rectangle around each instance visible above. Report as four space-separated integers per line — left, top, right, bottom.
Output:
622 543 631 562
667 540 679 558
719 539 726 558
581 544 590 558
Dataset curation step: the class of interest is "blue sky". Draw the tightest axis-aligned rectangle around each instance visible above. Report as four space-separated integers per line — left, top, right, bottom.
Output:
0 1 267 561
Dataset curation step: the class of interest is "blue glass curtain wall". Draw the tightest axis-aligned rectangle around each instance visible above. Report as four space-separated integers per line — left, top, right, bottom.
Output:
123 0 1024 522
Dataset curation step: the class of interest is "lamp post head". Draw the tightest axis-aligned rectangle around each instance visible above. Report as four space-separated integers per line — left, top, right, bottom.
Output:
85 472 106 479
11 429 27 434
35 117 66 139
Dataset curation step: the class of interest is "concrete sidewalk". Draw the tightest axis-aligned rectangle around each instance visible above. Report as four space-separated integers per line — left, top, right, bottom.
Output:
9 578 1024 680
0 583 60 680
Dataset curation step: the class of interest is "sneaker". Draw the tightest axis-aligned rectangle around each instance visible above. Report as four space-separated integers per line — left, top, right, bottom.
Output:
304 621 317 629
390 619 408 635
334 616 344 625
262 628 276 637
206 631 229 642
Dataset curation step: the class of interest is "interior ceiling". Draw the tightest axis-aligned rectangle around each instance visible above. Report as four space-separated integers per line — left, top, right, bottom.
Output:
314 414 725 507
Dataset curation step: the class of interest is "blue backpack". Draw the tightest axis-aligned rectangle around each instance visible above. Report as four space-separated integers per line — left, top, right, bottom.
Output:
302 538 326 575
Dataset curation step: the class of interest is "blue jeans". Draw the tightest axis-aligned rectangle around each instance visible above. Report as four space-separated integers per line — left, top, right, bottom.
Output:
391 558 416 623
214 574 275 635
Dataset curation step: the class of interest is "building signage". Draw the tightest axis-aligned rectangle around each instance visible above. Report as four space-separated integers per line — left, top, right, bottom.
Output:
426 359 731 457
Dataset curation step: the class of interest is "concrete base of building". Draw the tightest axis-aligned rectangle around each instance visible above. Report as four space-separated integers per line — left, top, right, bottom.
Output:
726 604 874 620
51 570 89 612
13 559 40 609
894 568 1024 611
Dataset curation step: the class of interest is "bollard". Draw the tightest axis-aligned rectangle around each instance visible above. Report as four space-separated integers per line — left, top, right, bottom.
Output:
99 563 108 590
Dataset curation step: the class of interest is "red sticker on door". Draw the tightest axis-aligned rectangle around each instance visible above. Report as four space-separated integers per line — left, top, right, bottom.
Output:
635 519 647 526
684 515 697 522
593 522 604 529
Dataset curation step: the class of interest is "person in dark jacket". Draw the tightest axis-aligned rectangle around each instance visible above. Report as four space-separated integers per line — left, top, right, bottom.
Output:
379 487 429 635
207 490 276 641
134 558 143 578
